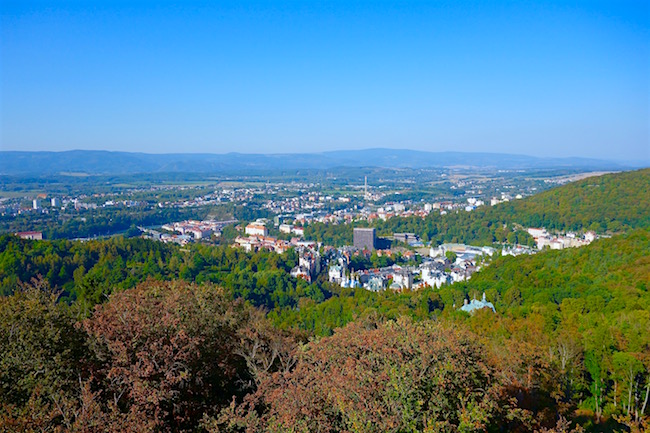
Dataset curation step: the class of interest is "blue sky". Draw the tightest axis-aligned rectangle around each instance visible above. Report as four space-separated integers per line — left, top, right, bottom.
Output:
1 0 648 159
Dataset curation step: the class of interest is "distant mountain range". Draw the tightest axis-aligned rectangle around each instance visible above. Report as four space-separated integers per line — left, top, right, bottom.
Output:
0 149 641 175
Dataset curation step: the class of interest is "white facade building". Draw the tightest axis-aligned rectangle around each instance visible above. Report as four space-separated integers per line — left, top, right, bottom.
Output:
245 223 268 237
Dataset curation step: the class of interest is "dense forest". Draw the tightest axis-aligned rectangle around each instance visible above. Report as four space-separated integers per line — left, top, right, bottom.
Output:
0 235 327 315
1 169 649 432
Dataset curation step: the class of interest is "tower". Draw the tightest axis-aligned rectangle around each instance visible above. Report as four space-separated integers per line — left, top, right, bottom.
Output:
353 227 376 250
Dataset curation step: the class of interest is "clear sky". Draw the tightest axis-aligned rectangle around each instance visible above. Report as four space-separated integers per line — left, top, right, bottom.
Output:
1 0 648 160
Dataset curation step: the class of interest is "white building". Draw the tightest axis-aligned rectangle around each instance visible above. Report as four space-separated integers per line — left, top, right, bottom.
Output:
290 266 310 281
364 275 385 291
16 231 43 240
527 228 548 239
245 222 268 237
187 228 211 239
585 231 597 242
391 270 413 290
421 267 449 288
328 264 346 284
450 270 468 283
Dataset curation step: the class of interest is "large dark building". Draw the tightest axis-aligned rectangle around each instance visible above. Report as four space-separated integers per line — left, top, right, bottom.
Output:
353 227 376 250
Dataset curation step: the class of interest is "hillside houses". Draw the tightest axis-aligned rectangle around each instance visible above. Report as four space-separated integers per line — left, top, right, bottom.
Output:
290 248 321 283
527 228 597 250
421 262 452 288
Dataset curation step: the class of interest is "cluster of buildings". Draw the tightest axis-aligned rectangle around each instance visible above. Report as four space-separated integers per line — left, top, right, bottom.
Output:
14 194 148 215
265 192 523 231
290 248 322 283
489 192 523 207
230 221 597 306
263 192 355 214
327 261 413 291
501 244 536 256
143 231 193 245
31 197 61 210
279 223 304 237
324 245 500 315
161 219 237 240
157 186 261 209
244 222 268 237
235 220 317 254
429 243 496 261
327 257 477 293
142 219 238 244
261 190 524 230
234 235 292 254
324 238 496 293
236 220 290 253
423 246 485 285
527 228 597 250
350 227 424 250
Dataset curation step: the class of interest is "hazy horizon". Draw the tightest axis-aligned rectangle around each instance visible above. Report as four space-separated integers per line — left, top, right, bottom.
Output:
5 147 650 170
2 1 648 161
1 146 647 164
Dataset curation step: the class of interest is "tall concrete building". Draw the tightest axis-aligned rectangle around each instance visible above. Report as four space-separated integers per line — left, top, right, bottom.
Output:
353 227 376 250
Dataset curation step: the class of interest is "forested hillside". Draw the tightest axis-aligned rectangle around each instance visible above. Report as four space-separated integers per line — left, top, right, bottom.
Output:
490 168 650 232
0 235 328 315
451 229 650 427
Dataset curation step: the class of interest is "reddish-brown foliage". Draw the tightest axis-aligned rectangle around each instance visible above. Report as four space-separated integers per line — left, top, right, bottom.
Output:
208 318 535 433
83 280 251 432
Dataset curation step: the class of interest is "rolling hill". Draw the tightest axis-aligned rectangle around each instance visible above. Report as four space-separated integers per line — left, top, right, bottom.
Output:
0 149 631 175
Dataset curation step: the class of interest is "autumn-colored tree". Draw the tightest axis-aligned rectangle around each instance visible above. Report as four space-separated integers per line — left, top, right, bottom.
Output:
83 279 253 432
207 318 534 433
535 416 584 433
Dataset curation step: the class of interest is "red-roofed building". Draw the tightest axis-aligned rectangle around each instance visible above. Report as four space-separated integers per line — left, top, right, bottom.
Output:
15 231 43 240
